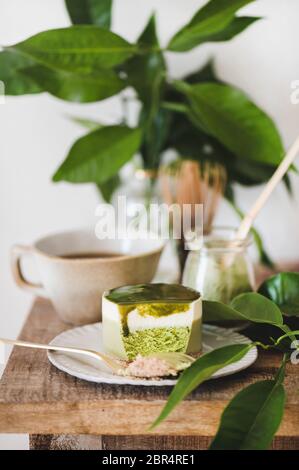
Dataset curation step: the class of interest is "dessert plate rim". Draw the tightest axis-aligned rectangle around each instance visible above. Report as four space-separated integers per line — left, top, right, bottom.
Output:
47 323 258 386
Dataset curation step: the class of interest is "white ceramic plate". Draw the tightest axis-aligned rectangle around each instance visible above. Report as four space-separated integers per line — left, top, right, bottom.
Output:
47 323 257 386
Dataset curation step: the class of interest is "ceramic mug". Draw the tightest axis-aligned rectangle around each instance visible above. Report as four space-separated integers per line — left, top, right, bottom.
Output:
11 229 164 325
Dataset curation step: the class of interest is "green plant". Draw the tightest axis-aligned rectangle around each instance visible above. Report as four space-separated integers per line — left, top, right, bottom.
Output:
150 271 299 450
0 0 292 264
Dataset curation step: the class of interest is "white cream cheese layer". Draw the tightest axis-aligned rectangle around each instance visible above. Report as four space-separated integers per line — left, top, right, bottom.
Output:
127 307 193 332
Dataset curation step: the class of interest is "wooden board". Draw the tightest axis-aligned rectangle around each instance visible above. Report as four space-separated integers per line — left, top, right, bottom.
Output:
28 434 299 451
0 298 298 449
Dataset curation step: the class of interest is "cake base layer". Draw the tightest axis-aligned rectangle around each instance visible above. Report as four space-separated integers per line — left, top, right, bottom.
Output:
122 327 190 360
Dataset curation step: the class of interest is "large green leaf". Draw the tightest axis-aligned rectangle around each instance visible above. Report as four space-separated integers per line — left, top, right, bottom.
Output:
65 0 112 29
166 75 285 187
176 81 284 167
125 14 165 106
22 64 125 102
203 292 283 326
203 15 260 43
164 119 279 197
9 26 137 73
168 0 256 52
203 300 245 323
165 63 284 190
258 272 299 316
0 50 42 95
164 111 280 190
125 14 168 169
139 106 172 169
164 66 234 164
53 126 141 184
150 344 252 429
231 292 283 325
210 380 285 449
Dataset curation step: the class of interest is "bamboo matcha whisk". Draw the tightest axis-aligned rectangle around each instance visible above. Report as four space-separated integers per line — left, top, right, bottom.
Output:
159 159 227 273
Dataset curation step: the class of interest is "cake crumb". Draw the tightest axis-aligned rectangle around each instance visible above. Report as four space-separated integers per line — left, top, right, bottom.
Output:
123 354 177 378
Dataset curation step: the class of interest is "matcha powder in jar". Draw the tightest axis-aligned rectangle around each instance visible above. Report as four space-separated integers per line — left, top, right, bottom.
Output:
182 227 255 306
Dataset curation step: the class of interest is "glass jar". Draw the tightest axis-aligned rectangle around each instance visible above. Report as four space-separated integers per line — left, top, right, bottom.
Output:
182 227 255 305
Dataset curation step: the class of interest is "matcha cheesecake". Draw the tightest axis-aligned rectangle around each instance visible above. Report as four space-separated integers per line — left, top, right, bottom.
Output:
102 283 202 360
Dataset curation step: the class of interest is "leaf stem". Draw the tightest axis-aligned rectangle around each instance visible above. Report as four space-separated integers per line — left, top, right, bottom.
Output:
275 329 299 347
162 101 187 113
278 324 298 343
275 353 288 384
253 341 273 351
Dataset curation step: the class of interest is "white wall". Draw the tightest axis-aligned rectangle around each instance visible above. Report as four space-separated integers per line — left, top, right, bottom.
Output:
1 0 299 449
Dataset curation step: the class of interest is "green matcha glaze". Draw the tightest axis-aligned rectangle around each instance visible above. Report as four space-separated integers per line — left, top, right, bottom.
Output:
105 283 200 305
123 327 190 360
117 304 134 335
136 303 189 317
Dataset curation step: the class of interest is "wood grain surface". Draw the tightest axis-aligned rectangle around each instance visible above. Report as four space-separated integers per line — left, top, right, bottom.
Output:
28 434 299 450
0 297 298 449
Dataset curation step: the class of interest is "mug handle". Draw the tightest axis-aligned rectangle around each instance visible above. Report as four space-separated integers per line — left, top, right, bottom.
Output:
11 245 48 298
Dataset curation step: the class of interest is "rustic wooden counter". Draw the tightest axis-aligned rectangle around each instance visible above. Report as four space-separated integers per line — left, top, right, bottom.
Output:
0 297 298 450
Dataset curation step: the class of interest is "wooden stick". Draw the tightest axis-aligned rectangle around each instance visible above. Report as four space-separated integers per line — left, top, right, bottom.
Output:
236 135 299 240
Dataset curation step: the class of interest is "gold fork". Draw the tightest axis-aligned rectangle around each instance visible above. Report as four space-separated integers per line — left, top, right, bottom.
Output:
0 337 194 376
